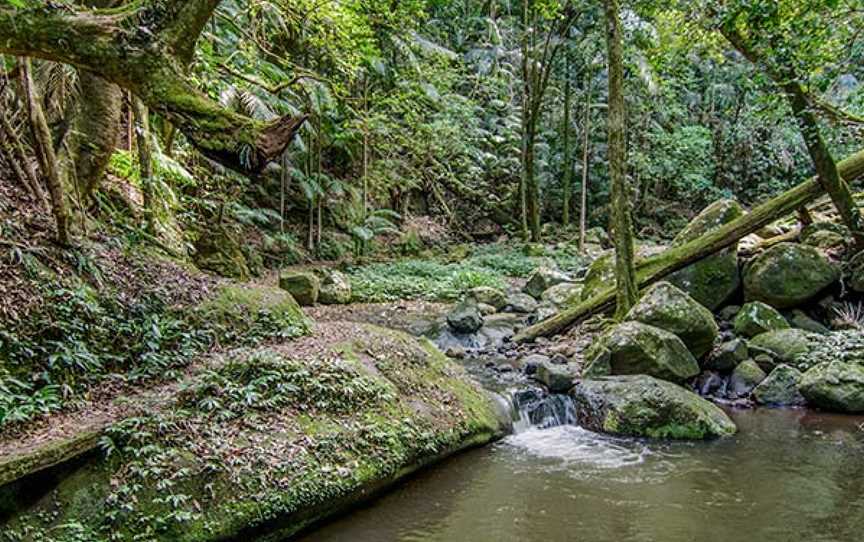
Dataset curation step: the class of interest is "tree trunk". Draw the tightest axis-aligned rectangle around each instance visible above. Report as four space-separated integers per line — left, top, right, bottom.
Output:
513 146 864 342
561 69 572 227
0 105 47 207
0 2 306 175
525 121 541 241
579 73 591 254
519 0 531 241
133 97 155 235
604 0 638 319
21 58 69 246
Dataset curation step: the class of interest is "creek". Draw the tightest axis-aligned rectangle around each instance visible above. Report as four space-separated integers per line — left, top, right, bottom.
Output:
295 308 864 542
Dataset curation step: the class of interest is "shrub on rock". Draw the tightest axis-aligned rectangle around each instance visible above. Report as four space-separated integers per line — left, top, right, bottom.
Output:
571 375 737 439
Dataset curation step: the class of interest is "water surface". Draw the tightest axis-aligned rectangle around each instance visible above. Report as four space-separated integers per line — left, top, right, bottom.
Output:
298 409 864 542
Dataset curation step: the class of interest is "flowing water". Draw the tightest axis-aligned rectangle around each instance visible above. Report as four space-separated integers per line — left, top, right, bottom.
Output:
298 405 864 542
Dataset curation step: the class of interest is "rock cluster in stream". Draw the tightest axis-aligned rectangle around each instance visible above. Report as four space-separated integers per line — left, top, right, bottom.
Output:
440 201 864 439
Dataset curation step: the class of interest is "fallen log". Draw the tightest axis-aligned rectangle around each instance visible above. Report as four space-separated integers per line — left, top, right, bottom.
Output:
514 148 864 343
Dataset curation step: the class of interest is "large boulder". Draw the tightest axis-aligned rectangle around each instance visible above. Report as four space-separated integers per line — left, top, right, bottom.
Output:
523 266 572 299
733 301 790 338
799 362 864 413
467 286 508 310
743 243 840 309
570 375 737 439
505 292 539 314
753 365 806 406
667 199 744 310
446 301 484 333
748 328 823 370
704 339 749 372
625 282 718 358
278 271 320 306
580 246 666 301
584 322 700 383
318 270 352 305
535 361 577 393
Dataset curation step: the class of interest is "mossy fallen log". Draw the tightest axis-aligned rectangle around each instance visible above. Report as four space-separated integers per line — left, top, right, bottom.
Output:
514 147 864 342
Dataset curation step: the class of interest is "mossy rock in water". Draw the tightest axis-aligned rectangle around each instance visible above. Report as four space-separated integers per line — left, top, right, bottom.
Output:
753 364 805 407
667 199 744 310
799 361 864 413
733 301 789 338
748 328 823 371
625 282 718 359
279 271 320 306
728 359 766 397
193 284 311 344
583 321 700 383
570 375 737 440
2 324 506 541
743 243 840 309
193 227 250 280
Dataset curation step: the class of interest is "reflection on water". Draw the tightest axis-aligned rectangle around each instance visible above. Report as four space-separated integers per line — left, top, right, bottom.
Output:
297 409 864 542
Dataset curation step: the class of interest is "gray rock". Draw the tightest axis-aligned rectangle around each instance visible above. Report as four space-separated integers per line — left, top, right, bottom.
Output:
743 243 840 309
505 293 539 314
570 375 737 439
279 271 320 306
718 305 741 322
748 329 822 370
535 361 576 393
467 286 508 310
728 359 766 398
446 302 484 333
753 365 805 406
733 301 790 338
788 309 830 335
800 362 864 413
705 339 749 372
476 303 498 316
318 270 352 305
523 267 573 299
541 282 583 307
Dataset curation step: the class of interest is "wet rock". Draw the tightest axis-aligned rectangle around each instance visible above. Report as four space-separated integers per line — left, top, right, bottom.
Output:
668 199 744 310
523 267 573 299
318 270 352 305
584 322 700 383
799 362 864 413
535 361 576 393
788 309 830 335
520 353 550 370
696 371 726 396
625 281 718 358
717 305 741 322
705 339 749 372
505 293 539 314
278 271 320 306
752 352 778 373
748 329 822 370
446 302 484 333
743 243 840 309
467 286 508 310
753 365 805 406
728 360 766 397
541 282 583 307
571 375 737 439
733 301 789 338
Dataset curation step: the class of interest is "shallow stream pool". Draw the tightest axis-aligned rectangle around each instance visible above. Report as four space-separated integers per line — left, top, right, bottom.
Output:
298 409 864 542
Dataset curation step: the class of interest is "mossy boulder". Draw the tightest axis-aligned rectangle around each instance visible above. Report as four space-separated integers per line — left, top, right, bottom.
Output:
523 266 572 300
625 282 718 358
728 359 766 397
446 301 484 333
584 322 700 383
733 301 790 338
193 285 311 344
799 362 864 413
2 324 506 541
541 282 583 308
850 250 864 293
748 328 823 370
743 243 840 309
318 270 352 305
194 228 250 280
505 292 539 314
570 375 737 440
580 246 666 301
667 199 744 310
705 339 749 372
535 361 577 393
279 271 320 306
753 365 806 406
802 222 850 251
467 286 508 310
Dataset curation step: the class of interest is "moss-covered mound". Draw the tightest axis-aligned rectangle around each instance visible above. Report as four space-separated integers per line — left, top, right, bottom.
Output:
743 243 840 309
570 375 737 440
2 323 505 541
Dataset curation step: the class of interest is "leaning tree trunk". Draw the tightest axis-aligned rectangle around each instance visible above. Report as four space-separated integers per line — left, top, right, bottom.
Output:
133 97 155 235
21 58 69 246
513 147 864 342
604 0 638 319
0 1 306 175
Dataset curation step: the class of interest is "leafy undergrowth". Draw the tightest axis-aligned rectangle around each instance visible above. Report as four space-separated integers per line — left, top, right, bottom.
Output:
0 249 310 428
3 324 501 541
347 242 590 302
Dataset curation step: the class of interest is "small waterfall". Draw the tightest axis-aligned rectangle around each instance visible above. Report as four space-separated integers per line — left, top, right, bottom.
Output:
510 386 577 432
